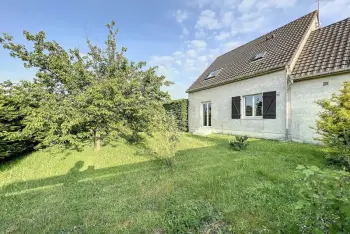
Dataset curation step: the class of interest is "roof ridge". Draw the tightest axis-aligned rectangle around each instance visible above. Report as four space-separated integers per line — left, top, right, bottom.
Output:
217 11 318 59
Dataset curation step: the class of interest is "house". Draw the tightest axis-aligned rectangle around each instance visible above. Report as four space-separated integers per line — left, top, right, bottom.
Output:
187 11 350 144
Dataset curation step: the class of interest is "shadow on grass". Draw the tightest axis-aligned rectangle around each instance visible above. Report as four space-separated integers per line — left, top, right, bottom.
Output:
0 135 327 233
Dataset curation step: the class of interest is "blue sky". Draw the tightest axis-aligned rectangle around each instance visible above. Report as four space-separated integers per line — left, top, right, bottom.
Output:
0 0 349 99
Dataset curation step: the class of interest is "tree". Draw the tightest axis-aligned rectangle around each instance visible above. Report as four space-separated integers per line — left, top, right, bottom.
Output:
315 82 350 170
0 21 172 151
0 81 39 159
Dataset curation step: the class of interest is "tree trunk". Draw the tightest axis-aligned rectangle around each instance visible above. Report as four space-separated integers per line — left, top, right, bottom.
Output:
94 131 101 151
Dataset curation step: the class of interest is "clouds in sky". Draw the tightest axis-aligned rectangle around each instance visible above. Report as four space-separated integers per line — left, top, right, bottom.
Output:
150 0 350 99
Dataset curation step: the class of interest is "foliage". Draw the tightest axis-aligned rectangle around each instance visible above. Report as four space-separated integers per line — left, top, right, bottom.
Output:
315 82 350 170
148 111 179 167
0 81 39 159
229 135 248 151
164 99 188 132
295 165 350 233
0 22 171 151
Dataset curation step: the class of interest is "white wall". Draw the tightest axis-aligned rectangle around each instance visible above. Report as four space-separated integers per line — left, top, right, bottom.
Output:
188 70 287 140
291 73 350 144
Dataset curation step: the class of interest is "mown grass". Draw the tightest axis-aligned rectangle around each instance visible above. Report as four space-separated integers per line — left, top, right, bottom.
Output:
0 134 326 233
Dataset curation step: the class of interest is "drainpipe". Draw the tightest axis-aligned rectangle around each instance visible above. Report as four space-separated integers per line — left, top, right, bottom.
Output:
285 71 293 141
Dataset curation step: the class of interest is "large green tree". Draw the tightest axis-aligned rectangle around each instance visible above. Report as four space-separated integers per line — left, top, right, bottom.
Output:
0 21 171 151
0 81 40 159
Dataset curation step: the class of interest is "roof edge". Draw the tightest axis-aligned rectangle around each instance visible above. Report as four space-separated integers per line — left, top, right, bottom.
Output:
187 66 286 93
287 10 319 72
292 67 350 82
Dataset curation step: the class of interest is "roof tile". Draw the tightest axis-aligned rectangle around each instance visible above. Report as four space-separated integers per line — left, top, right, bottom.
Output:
291 17 350 79
188 11 318 93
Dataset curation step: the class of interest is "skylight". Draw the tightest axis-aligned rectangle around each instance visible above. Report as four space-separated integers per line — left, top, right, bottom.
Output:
252 51 267 61
206 69 221 79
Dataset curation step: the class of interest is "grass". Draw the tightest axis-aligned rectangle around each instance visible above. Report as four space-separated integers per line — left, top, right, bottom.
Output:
0 134 326 233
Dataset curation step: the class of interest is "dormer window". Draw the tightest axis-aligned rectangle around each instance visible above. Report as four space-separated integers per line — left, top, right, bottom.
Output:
206 69 222 80
252 51 266 61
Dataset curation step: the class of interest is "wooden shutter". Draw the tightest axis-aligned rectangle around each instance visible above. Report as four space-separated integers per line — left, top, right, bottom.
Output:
231 96 241 119
263 91 276 119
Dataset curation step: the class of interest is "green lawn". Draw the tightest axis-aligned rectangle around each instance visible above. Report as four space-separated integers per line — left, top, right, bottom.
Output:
0 134 326 233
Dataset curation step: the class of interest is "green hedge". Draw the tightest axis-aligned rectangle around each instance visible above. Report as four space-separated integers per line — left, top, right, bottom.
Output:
164 99 188 132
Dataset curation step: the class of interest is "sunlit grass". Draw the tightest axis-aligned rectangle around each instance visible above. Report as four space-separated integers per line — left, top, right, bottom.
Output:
0 134 326 233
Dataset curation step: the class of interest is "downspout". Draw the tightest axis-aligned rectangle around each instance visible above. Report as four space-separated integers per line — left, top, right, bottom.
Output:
285 67 293 141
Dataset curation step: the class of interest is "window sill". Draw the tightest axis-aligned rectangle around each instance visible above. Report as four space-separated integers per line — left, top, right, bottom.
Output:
242 117 263 120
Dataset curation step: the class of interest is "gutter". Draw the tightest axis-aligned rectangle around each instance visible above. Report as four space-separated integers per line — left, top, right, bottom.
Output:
292 67 350 82
186 66 285 93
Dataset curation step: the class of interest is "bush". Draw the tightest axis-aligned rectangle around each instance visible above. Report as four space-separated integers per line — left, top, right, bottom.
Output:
315 82 350 170
229 135 248 151
149 111 179 167
295 165 350 233
164 99 188 132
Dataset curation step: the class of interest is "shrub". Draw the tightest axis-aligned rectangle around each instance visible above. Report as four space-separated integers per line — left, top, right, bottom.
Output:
229 135 248 151
315 82 350 170
295 165 350 233
149 111 179 167
164 99 188 132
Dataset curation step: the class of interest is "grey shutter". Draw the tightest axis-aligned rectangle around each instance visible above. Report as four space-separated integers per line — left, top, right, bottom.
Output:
232 96 241 119
263 91 276 119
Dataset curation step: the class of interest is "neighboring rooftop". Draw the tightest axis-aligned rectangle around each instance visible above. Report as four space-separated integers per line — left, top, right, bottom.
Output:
291 17 350 80
187 11 318 93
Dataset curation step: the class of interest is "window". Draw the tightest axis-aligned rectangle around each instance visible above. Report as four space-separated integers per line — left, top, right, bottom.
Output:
244 94 263 117
252 51 266 61
206 69 221 79
202 102 211 127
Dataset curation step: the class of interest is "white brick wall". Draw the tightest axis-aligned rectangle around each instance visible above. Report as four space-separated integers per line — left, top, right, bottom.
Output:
188 70 287 140
291 73 350 144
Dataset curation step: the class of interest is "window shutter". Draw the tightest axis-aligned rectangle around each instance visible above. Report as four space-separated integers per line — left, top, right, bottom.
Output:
263 91 276 119
231 96 241 119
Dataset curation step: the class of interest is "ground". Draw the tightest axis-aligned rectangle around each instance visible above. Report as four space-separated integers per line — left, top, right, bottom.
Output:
0 134 326 233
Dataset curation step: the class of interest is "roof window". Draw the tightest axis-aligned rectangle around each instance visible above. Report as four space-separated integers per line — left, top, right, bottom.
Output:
252 51 266 61
206 69 222 79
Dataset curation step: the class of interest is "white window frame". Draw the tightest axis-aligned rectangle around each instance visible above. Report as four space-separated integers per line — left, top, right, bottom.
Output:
243 93 263 119
201 102 212 127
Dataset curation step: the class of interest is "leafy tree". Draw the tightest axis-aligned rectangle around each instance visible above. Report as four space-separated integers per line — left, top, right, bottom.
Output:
0 21 171 151
315 82 350 170
0 81 39 159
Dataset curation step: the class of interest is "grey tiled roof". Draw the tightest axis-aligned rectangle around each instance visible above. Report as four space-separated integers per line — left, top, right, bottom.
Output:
187 11 318 93
291 17 350 80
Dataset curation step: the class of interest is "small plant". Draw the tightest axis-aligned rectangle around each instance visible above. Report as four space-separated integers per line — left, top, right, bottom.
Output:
229 135 248 151
295 165 350 233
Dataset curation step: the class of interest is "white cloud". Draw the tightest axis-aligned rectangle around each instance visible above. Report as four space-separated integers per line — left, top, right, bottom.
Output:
187 49 197 58
174 10 189 23
238 0 257 12
319 0 350 22
195 30 208 39
181 27 189 38
221 41 243 53
231 15 267 35
221 11 235 27
194 0 238 9
195 10 221 30
215 32 231 40
190 40 207 50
